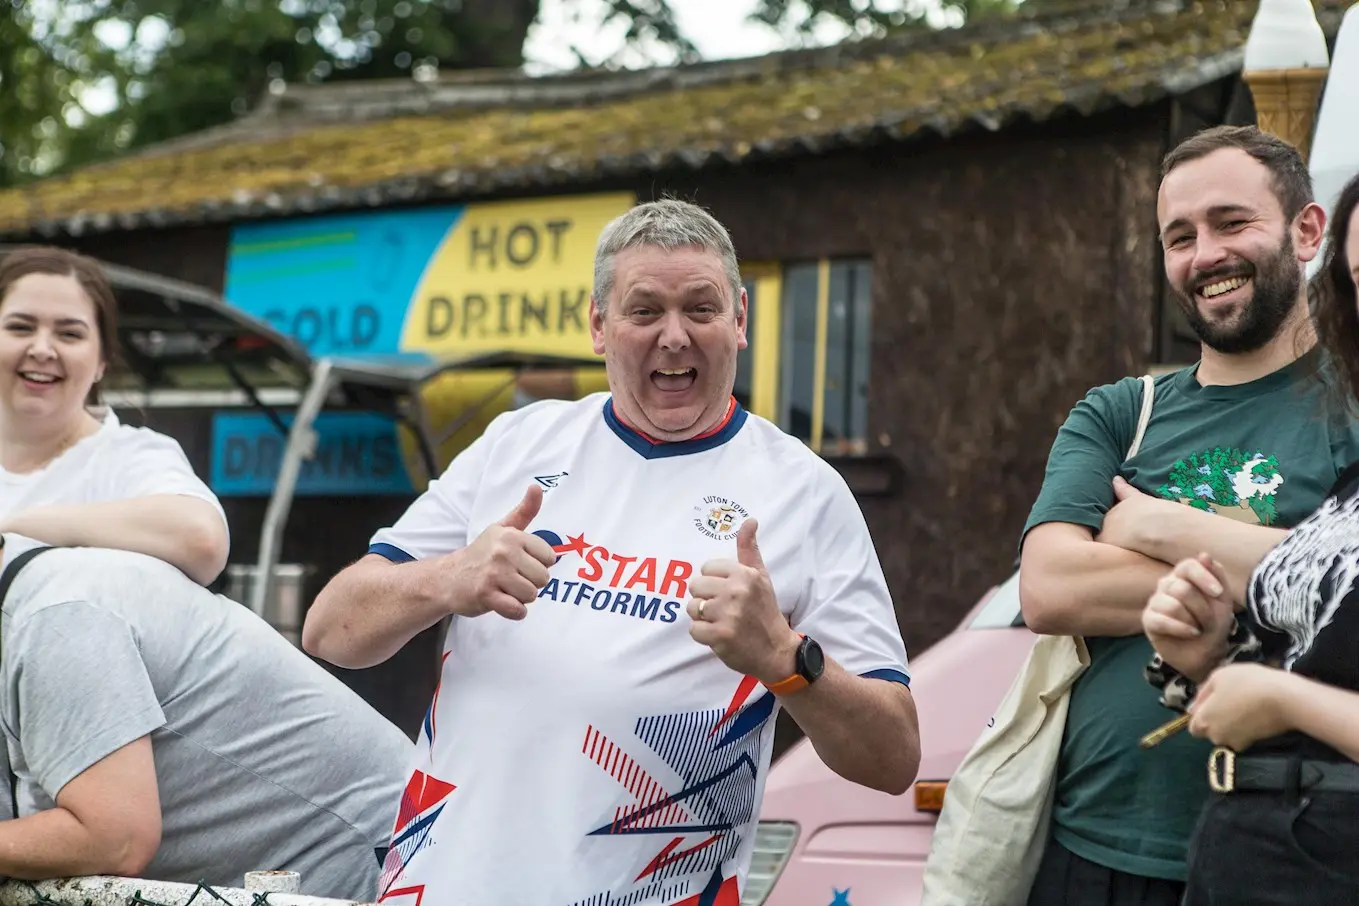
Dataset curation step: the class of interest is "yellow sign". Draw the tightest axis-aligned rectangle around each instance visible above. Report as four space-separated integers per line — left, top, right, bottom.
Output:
401 192 635 359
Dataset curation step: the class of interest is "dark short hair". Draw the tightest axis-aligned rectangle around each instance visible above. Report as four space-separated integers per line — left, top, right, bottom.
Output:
1313 173 1359 406
1161 125 1315 219
0 245 121 402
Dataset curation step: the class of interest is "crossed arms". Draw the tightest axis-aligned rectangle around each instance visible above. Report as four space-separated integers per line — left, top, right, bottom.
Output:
1020 478 1286 637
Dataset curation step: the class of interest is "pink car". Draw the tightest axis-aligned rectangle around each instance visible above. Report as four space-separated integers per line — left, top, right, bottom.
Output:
745 570 1035 906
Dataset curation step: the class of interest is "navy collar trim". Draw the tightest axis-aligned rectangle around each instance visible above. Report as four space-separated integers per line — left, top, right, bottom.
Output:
603 397 747 459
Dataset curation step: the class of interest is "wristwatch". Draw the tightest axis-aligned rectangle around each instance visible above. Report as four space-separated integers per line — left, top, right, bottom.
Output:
765 634 825 696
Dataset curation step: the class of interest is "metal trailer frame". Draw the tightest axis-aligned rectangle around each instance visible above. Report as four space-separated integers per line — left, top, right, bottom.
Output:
246 349 591 616
0 246 599 618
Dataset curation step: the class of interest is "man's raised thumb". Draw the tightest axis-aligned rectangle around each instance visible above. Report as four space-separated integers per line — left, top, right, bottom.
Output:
501 483 543 531
736 518 764 569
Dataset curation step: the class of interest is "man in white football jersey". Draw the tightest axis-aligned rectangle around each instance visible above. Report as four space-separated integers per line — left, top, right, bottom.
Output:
304 198 921 906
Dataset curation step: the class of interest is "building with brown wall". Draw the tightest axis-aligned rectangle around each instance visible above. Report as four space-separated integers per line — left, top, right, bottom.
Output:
0 0 1346 737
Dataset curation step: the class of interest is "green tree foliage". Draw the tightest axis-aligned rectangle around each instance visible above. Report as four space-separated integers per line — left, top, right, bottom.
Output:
0 0 108 187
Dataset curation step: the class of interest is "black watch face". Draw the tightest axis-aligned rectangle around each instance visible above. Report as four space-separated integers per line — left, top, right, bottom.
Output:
801 637 825 679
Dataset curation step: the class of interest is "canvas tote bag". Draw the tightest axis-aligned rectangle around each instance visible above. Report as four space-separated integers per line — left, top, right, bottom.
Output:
920 374 1155 906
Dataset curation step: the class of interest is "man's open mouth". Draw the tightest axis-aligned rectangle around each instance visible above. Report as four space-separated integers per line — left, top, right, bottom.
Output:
651 368 697 392
1196 275 1250 301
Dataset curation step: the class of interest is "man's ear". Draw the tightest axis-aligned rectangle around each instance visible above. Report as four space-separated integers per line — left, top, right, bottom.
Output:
735 286 749 351
1294 201 1328 264
589 296 606 356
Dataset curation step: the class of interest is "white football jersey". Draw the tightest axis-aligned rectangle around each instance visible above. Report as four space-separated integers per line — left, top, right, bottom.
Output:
370 393 909 906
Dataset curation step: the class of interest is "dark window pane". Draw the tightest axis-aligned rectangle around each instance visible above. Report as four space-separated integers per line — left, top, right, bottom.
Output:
849 260 872 449
778 264 819 442
823 264 851 444
821 261 872 453
734 278 757 409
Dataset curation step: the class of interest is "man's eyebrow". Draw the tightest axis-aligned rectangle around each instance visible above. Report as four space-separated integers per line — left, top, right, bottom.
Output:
682 282 722 297
1160 205 1257 240
1206 204 1256 220
1160 217 1190 239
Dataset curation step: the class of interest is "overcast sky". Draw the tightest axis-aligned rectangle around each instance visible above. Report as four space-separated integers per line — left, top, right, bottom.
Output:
523 0 886 72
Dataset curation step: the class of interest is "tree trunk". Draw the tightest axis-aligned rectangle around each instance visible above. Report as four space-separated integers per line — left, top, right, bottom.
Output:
446 0 540 69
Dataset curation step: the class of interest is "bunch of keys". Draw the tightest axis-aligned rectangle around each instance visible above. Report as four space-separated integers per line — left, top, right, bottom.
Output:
1139 713 1191 749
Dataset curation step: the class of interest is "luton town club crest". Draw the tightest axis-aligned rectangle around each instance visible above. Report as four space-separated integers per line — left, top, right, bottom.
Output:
694 495 750 540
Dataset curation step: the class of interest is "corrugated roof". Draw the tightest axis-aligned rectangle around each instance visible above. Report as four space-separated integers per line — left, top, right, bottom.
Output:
0 0 1340 238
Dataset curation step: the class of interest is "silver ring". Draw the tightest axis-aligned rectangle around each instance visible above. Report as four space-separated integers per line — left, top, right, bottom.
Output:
697 599 706 620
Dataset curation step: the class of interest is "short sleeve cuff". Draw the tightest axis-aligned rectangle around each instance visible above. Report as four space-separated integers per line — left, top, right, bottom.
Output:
368 543 415 563
42 703 165 798
1023 508 1105 539
860 667 911 688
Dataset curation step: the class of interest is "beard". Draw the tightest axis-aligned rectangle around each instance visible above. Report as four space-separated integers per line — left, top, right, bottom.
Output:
1173 231 1302 355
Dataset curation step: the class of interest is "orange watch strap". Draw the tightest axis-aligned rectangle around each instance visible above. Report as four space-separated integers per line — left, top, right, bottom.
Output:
765 633 809 695
765 673 809 696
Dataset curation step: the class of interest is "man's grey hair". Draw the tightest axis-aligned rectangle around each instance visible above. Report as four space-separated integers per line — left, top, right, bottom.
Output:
592 198 742 313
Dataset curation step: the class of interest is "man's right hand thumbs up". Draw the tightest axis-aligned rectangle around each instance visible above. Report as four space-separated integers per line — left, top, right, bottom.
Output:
438 484 557 621
500 483 544 532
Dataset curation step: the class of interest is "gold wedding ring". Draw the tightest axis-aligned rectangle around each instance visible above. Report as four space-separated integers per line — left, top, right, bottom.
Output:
697 599 707 620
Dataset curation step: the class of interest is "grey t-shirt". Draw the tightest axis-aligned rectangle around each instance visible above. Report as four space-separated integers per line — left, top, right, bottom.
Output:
0 547 413 899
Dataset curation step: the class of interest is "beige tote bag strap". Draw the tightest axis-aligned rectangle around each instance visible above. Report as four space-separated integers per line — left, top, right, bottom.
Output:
1126 374 1155 460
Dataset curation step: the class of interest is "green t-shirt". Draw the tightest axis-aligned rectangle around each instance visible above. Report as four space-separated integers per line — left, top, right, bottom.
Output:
1022 350 1359 881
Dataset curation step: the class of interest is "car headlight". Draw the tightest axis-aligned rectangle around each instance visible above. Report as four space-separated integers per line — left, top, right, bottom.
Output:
741 820 800 906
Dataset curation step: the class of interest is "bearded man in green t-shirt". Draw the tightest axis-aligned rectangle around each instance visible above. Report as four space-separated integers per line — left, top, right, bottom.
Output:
1019 125 1359 905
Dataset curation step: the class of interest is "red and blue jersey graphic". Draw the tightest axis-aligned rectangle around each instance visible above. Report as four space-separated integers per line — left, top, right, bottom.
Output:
569 675 776 906
378 769 458 906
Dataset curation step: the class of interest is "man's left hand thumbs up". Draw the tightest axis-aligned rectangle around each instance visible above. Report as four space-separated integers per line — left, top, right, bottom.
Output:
687 518 800 683
735 518 766 571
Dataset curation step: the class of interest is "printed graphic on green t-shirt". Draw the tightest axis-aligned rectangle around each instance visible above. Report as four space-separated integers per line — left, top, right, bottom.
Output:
1022 351 1359 881
1157 448 1284 526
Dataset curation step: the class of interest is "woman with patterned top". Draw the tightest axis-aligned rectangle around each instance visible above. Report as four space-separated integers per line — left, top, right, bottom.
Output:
1143 171 1359 904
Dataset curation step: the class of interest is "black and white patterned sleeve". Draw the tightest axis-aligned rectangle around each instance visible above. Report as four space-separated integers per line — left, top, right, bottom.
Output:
1144 617 1265 713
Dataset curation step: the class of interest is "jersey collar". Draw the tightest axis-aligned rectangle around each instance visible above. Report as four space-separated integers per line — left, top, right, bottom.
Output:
603 396 747 459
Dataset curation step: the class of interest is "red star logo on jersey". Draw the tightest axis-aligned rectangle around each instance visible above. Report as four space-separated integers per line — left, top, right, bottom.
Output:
554 533 590 558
